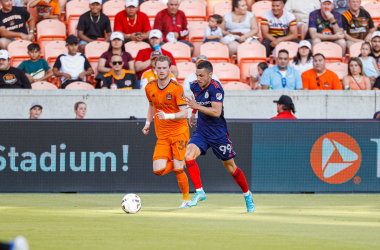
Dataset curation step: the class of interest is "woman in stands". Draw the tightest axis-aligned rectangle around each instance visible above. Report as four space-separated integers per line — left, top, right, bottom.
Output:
220 0 260 57
289 40 313 75
342 58 371 90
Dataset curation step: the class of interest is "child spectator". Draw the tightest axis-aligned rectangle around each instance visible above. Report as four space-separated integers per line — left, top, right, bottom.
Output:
29 0 60 23
29 102 43 119
18 43 53 83
204 14 224 43
250 62 268 90
359 42 380 86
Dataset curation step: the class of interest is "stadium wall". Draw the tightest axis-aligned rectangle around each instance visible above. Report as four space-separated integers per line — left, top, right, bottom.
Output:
0 120 379 193
0 90 379 119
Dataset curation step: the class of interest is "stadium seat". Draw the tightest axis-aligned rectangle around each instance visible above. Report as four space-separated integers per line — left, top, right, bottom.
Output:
270 41 299 64
363 2 380 22
223 81 251 90
213 63 240 84
140 1 166 22
125 41 150 59
326 62 348 81
313 42 343 63
251 1 272 20
207 0 231 16
8 40 32 68
44 41 68 87
179 1 206 21
189 21 209 57
161 42 192 62
349 41 364 58
31 81 58 89
37 19 66 57
84 41 109 80
66 0 90 36
65 81 95 89
235 42 267 82
200 42 230 63
103 0 125 31
214 1 232 17
176 62 196 84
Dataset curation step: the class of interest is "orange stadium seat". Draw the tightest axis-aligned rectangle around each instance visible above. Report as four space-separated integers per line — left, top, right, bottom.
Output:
176 62 196 84
207 0 231 16
179 1 206 21
103 0 125 31
44 41 68 87
66 0 90 36
313 42 343 63
200 42 229 63
223 81 251 90
65 81 95 89
326 62 348 81
37 19 66 57
162 42 192 62
125 41 150 59
189 21 208 57
251 1 272 20
31 81 58 89
214 1 232 17
270 41 299 63
85 41 109 80
213 62 240 84
363 2 380 22
140 1 166 22
236 42 267 82
349 41 364 58
8 40 32 68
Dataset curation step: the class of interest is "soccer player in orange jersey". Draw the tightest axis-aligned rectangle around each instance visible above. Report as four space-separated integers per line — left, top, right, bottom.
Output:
142 55 191 208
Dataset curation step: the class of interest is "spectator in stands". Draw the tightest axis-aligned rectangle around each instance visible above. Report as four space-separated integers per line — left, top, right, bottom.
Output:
153 0 194 55
53 35 94 89
114 0 151 43
285 0 320 23
342 0 375 50
18 43 53 83
333 0 349 14
289 40 313 75
101 54 138 89
371 31 380 71
307 0 346 57
260 50 303 90
204 14 224 44
135 29 178 79
74 101 86 119
77 0 111 54
302 53 342 90
271 95 297 119
261 0 299 58
183 55 219 90
342 57 371 90
220 0 259 57
250 62 268 90
29 102 42 119
29 0 60 23
140 51 176 89
373 111 380 119
359 42 380 86
0 50 31 89
0 0 35 49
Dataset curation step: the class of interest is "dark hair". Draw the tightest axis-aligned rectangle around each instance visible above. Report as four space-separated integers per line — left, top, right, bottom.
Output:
272 0 286 3
108 40 126 52
283 103 296 114
258 62 268 71
348 57 363 76
27 43 41 52
210 14 223 24
232 0 245 12
313 53 325 60
293 47 313 65
278 49 289 56
197 60 213 73
359 42 372 57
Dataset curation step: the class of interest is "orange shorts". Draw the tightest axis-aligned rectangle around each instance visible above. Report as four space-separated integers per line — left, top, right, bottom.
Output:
153 132 190 161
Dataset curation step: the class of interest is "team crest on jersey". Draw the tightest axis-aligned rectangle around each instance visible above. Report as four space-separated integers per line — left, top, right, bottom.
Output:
166 92 172 100
216 93 222 100
125 80 131 86
205 91 209 98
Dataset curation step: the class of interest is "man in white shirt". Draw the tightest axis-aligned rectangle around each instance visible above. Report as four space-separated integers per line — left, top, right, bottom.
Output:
182 55 220 90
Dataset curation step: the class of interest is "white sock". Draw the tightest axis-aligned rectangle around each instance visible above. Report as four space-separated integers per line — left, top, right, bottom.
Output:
243 191 250 197
196 187 203 192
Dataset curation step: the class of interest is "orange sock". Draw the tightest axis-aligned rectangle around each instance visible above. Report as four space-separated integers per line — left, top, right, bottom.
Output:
174 168 190 200
153 161 174 176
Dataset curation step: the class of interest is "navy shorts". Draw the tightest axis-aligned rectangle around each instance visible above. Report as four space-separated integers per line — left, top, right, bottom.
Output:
189 132 236 161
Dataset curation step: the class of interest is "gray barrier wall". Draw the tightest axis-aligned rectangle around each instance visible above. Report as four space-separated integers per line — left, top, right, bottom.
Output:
0 90 379 119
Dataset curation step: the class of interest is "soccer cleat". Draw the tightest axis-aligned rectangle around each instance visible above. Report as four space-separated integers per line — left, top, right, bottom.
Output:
245 192 255 212
9 236 29 250
187 190 206 207
179 200 190 208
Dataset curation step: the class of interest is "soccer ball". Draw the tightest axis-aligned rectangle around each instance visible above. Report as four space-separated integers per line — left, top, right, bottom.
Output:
121 194 142 214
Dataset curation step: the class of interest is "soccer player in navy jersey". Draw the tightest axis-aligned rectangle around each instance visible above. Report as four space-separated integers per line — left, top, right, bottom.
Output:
185 61 255 212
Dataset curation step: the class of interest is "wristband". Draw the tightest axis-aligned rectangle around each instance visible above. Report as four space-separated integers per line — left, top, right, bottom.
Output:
192 109 197 114
163 113 175 119
145 121 150 125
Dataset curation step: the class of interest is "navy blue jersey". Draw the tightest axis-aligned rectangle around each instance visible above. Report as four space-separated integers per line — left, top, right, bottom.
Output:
191 79 229 139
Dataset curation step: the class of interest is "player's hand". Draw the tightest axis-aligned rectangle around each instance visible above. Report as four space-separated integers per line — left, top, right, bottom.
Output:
155 109 166 120
189 113 196 127
186 95 199 110
142 124 150 135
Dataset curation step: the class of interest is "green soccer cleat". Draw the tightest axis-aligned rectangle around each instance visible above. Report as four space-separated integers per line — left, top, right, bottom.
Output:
187 190 206 207
245 192 255 212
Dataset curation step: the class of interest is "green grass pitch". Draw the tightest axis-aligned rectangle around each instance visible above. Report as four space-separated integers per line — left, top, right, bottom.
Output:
1 193 380 250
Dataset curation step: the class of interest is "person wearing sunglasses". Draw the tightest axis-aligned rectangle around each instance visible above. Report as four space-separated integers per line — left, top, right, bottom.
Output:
101 54 138 89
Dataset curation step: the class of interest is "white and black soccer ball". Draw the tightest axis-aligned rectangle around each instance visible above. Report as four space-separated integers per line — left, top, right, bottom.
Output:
121 194 142 214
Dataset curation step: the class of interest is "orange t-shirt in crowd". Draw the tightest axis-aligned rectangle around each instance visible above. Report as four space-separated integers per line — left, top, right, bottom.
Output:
33 0 60 23
145 79 188 139
302 69 342 90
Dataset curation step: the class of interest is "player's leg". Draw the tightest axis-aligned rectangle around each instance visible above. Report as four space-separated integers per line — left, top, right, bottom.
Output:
152 138 174 176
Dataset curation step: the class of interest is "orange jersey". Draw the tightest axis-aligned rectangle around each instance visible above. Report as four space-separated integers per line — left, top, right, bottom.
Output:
145 79 189 139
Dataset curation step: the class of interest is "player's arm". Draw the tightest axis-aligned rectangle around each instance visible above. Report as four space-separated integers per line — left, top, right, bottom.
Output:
155 105 188 120
142 102 154 135
187 95 222 118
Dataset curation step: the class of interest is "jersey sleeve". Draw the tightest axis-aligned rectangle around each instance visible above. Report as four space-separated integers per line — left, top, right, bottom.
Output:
308 11 317 29
175 84 187 106
19 70 31 89
145 85 152 102
52 1 60 16
83 56 92 70
105 16 112 33
53 55 62 69
113 12 124 33
210 87 224 103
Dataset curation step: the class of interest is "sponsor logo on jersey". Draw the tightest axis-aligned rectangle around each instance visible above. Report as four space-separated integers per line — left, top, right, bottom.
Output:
205 91 209 98
310 132 361 184
216 93 222 100
3 74 16 85
166 92 172 100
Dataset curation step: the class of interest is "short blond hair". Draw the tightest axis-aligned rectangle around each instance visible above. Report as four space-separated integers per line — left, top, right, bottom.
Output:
155 55 172 67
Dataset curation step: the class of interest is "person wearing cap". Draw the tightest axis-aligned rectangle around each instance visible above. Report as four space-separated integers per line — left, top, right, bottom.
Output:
182 55 219 90
135 29 178 79
53 35 94 89
153 0 194 55
0 0 35 49
373 111 380 119
77 0 112 54
371 31 380 71
140 51 176 89
306 0 346 57
114 0 151 43
101 54 138 89
29 102 42 119
0 49 31 89
29 0 60 23
271 95 297 119
289 40 313 75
